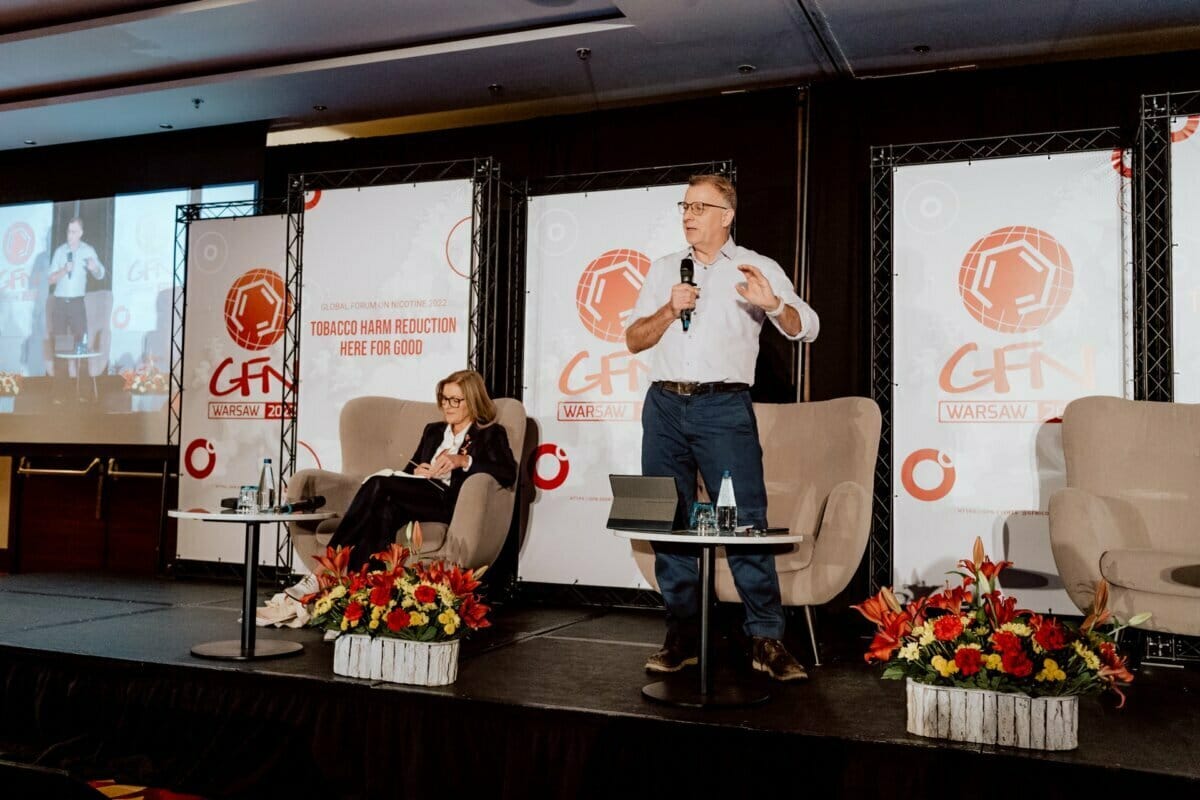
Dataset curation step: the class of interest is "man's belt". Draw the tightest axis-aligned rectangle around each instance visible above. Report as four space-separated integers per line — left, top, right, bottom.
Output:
653 381 750 396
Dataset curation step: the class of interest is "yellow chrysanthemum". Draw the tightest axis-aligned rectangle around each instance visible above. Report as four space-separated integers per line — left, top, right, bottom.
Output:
409 612 429 627
931 655 959 678
314 598 332 616
898 643 921 662
1035 658 1067 682
329 585 346 599
1073 640 1101 670
437 585 457 606
368 619 379 630
919 629 936 647
984 653 1003 671
911 623 927 637
1000 622 1032 637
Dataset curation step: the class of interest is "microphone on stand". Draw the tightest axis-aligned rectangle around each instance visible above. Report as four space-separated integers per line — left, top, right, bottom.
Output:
278 495 327 514
680 257 695 331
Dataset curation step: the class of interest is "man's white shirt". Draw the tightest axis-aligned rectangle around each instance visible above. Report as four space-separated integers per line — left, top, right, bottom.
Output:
50 243 104 298
626 238 819 385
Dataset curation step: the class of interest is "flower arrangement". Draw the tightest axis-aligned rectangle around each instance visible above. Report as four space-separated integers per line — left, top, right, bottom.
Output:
854 538 1148 706
121 363 168 394
0 372 22 396
303 535 491 642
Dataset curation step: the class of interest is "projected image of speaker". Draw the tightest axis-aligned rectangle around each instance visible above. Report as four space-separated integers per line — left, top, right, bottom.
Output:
0 182 256 444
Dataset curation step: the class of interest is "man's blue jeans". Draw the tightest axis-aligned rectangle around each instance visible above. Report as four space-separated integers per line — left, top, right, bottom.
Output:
641 384 784 640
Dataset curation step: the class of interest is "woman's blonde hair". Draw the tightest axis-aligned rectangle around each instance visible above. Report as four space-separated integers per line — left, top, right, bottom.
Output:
436 369 497 425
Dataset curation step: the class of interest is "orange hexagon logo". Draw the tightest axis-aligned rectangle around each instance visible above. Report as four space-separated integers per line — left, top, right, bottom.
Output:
958 226 1073 334
223 268 291 351
575 248 651 343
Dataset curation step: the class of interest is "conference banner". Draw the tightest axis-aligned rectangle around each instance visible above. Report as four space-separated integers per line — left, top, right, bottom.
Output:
522 185 686 588
892 150 1130 613
0 202 52 374
1170 114 1200 401
295 181 473 474
178 214 290 564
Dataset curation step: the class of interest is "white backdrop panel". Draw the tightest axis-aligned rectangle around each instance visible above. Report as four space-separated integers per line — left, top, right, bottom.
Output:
892 150 1130 613
522 185 686 588
295 181 473 474
1170 115 1200 400
178 214 289 563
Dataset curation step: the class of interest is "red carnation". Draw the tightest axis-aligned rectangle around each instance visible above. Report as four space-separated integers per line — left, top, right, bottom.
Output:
1033 618 1066 652
1002 649 1033 677
414 585 437 605
385 608 411 632
369 584 392 608
932 614 964 641
991 631 1022 655
954 647 983 676
343 602 365 623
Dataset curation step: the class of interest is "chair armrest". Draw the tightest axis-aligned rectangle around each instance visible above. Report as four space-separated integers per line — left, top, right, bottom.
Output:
777 480 871 603
1048 487 1129 613
287 468 363 534
438 472 512 569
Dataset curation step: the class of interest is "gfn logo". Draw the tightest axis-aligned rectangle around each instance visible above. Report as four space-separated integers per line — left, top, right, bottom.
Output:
184 438 216 479
900 448 955 502
576 249 651 343
224 268 290 351
532 443 569 490
958 226 1073 335
3 222 34 266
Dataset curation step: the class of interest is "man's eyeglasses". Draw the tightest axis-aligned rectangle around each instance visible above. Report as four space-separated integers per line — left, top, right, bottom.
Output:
439 395 465 408
677 201 729 215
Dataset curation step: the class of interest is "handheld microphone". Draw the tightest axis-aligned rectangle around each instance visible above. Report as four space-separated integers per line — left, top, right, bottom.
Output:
66 250 74 278
278 495 326 514
680 257 695 331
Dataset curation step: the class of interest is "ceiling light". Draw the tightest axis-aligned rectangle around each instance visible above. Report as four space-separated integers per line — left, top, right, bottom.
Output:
159 124 174 129
23 139 35 145
312 104 327 112
487 84 503 96
191 97 204 110
576 47 591 61
913 44 931 54
737 64 756 74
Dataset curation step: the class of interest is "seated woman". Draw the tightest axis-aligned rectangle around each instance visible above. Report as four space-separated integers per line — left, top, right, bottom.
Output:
326 369 516 571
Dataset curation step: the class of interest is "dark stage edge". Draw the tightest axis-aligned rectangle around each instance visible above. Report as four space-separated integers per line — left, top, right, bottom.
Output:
0 573 1197 799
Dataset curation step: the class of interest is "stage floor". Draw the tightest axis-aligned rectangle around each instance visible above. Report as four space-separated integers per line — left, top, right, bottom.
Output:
0 572 1198 798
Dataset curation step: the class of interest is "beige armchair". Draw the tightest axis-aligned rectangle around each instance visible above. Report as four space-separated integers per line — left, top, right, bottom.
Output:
287 396 527 572
1049 396 1200 637
631 397 881 664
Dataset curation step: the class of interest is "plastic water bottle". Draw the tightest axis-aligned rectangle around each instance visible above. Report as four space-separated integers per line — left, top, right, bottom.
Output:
257 458 276 512
716 470 737 531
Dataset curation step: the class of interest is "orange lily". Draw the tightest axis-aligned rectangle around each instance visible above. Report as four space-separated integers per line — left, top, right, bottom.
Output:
851 587 902 626
1082 580 1112 632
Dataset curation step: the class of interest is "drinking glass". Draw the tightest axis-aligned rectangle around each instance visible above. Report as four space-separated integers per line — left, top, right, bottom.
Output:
237 485 258 513
690 501 717 535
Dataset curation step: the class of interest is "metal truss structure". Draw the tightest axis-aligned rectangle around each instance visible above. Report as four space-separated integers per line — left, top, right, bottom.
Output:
867 128 1125 594
514 161 733 608
280 159 520 573
171 196 295 580
1136 90 1200 664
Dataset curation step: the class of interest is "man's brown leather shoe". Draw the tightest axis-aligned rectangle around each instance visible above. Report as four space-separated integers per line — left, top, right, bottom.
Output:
645 634 698 673
750 637 808 681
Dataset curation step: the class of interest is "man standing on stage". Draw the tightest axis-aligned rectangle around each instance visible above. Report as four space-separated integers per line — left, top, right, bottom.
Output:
625 174 819 681
48 217 104 401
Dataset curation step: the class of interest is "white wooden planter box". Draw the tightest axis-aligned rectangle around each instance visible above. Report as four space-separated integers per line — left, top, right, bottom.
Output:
906 678 1078 751
333 635 460 686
